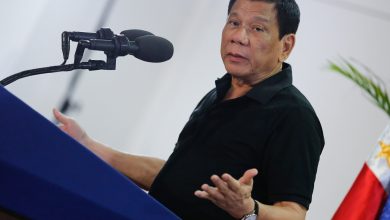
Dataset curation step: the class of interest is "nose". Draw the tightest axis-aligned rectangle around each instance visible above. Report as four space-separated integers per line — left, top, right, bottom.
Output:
230 27 249 46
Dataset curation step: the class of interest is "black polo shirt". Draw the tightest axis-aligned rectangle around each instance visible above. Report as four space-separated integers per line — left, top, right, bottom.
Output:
149 63 325 220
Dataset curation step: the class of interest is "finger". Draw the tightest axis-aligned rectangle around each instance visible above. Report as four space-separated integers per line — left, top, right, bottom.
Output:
194 190 209 199
210 175 231 195
201 184 225 201
194 190 218 205
221 173 241 192
239 168 258 185
53 108 66 123
58 124 66 131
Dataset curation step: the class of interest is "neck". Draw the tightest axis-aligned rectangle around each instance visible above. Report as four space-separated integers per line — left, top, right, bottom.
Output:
224 62 283 101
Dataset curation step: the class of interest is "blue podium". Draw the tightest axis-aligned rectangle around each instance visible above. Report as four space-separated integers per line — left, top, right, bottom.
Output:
0 86 179 220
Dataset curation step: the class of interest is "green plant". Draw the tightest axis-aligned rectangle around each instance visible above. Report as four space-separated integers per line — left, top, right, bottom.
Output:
328 58 390 117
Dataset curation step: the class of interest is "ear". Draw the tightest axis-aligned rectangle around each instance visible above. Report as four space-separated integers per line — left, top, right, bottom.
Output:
279 34 295 62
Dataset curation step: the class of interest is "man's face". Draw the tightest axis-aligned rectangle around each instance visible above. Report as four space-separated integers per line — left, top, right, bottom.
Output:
221 0 291 82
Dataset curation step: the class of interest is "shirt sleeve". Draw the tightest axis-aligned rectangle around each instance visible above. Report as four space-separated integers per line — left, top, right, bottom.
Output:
263 106 324 209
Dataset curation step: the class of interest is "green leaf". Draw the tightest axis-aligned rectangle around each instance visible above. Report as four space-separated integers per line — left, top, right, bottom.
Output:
328 59 390 118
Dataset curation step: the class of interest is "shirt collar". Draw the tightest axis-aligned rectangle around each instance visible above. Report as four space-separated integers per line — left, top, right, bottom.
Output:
215 62 293 104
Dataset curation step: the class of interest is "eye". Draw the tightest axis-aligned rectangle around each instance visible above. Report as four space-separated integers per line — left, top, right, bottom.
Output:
227 20 240 27
253 26 265 32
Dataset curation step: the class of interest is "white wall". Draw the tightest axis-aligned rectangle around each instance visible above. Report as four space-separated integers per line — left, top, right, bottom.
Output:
1 0 389 219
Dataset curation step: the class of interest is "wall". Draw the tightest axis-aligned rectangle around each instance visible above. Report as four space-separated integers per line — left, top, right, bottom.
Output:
0 0 389 219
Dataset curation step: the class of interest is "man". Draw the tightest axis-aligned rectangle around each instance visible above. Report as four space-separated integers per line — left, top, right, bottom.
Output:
54 0 324 219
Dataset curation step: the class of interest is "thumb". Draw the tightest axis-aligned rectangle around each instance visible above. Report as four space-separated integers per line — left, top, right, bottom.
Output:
239 168 258 185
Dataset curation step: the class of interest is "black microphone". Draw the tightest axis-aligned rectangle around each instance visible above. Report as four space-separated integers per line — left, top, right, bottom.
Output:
80 35 174 63
0 29 169 86
62 28 154 63
120 29 154 40
65 28 114 42
65 28 154 41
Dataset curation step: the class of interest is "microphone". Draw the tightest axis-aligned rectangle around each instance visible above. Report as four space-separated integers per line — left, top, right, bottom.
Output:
120 29 154 40
65 28 154 41
0 29 170 86
80 35 174 63
65 28 114 42
62 28 154 63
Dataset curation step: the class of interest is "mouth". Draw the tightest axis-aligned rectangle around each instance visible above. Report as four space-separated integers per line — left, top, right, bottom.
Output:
225 52 248 62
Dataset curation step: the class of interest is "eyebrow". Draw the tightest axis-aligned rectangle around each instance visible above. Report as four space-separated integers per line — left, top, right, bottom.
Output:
229 12 270 23
253 16 270 23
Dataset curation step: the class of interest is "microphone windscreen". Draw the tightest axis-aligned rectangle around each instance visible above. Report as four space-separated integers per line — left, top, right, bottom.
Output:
120 29 154 41
135 35 174 63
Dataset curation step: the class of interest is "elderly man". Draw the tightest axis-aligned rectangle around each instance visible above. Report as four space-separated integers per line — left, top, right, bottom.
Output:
54 0 324 219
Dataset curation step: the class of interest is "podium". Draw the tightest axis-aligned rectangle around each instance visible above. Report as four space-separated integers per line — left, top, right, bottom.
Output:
0 86 179 220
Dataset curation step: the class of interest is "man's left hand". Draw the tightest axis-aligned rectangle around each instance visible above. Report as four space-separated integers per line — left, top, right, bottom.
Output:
194 168 258 219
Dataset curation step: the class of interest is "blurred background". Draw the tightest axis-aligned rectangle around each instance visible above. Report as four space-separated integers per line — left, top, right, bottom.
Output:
0 0 389 219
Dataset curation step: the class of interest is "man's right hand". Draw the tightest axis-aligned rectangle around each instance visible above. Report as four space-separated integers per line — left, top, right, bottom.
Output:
53 108 90 147
52 108 111 163
53 108 165 190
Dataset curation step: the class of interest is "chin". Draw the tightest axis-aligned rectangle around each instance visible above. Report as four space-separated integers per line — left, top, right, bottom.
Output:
226 67 250 77
224 62 251 75
229 72 252 80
